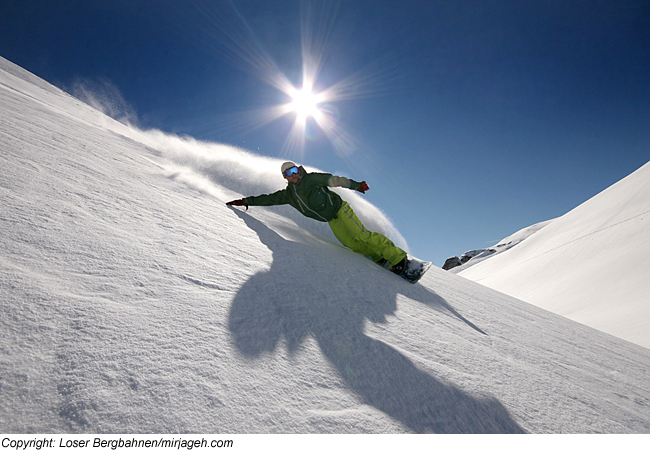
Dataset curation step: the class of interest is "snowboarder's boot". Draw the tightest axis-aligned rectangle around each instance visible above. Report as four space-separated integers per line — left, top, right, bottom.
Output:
390 257 408 276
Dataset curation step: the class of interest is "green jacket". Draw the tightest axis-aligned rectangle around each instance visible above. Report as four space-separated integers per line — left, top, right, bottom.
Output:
243 166 362 222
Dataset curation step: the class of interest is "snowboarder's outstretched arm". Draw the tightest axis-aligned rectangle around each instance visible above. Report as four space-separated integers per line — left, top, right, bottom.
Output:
326 175 369 193
243 189 291 207
226 188 291 209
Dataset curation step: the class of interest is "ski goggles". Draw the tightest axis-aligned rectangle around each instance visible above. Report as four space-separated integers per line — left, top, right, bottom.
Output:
283 166 299 177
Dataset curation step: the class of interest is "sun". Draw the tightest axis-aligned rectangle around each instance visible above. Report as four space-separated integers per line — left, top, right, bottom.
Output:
289 87 321 120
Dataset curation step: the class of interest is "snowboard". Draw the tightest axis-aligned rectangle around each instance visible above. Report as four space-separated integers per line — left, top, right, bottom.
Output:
378 257 432 284
401 257 432 284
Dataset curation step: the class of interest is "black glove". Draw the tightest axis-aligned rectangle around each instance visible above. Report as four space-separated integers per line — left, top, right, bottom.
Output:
358 181 369 194
226 199 248 210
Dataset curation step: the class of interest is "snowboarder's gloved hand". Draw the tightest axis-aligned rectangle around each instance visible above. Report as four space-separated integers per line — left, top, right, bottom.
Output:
226 199 248 210
358 181 369 194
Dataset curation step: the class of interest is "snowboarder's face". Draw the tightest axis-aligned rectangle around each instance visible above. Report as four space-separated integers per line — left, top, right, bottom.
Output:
285 173 300 184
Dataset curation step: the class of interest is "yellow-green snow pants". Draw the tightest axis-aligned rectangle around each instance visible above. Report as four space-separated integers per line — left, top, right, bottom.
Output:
328 201 407 265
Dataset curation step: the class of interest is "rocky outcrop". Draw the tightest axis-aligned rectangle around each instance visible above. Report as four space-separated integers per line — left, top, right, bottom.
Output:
443 248 496 271
442 256 462 270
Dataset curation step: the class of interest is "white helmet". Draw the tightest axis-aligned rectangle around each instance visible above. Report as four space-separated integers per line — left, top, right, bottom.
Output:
281 161 297 174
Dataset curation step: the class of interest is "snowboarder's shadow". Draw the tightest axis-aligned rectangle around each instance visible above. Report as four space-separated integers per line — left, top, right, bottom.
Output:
228 210 525 433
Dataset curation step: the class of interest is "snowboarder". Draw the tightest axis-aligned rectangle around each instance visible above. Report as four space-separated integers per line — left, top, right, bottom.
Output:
226 162 429 282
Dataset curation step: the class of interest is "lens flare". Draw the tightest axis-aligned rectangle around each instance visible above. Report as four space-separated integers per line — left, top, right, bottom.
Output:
187 0 399 159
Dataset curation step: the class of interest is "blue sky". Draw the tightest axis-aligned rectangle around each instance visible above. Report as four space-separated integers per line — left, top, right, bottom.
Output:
2 0 649 266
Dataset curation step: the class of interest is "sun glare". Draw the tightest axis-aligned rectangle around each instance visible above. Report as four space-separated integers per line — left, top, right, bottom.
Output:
290 88 321 119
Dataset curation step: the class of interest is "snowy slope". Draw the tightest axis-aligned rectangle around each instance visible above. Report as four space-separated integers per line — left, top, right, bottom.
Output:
2 56 650 434
459 160 650 349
